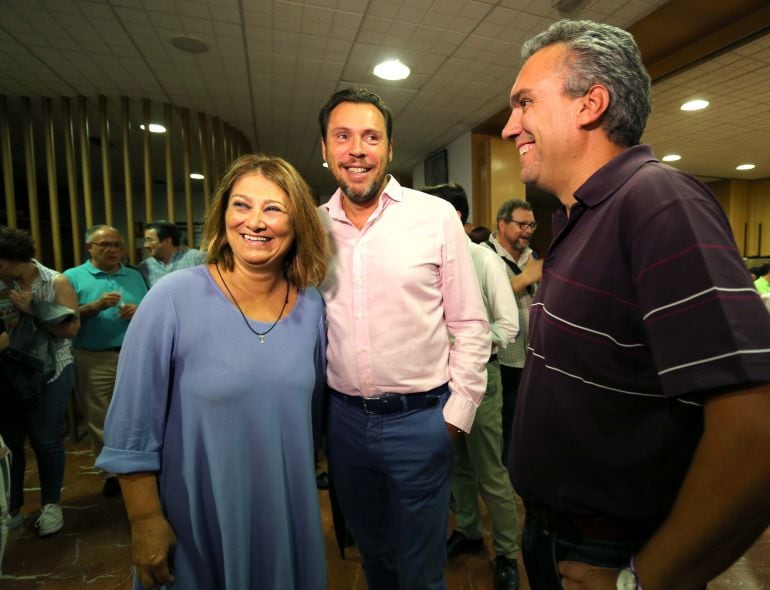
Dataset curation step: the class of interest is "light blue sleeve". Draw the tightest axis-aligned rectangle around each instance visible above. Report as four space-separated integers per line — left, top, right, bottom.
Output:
96 281 177 474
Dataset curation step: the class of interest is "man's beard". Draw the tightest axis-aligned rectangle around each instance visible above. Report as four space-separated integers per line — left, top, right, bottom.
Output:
338 170 387 205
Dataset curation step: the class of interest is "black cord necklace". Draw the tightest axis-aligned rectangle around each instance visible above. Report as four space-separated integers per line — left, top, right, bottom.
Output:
215 263 290 344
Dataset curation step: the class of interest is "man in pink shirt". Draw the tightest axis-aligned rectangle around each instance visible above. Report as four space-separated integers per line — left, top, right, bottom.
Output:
318 88 491 590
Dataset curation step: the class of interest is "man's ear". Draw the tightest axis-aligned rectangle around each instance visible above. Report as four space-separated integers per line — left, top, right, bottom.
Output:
577 84 610 128
388 141 393 162
321 139 327 164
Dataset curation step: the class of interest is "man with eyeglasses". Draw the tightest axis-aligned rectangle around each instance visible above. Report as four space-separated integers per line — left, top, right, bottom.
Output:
487 199 542 466
64 225 147 497
138 220 205 288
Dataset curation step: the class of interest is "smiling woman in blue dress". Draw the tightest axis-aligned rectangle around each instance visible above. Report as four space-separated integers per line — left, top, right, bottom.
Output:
97 154 330 589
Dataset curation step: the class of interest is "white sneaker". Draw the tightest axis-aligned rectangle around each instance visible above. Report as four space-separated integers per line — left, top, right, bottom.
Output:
7 511 25 530
35 504 63 537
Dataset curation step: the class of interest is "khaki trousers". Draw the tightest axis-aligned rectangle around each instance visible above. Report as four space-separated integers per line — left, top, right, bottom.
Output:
73 348 119 461
451 359 521 557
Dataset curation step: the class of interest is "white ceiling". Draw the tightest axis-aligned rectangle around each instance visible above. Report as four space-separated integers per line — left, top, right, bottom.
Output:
0 0 766 199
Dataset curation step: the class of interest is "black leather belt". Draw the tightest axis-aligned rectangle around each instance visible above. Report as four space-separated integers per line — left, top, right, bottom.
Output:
525 502 656 543
330 384 448 415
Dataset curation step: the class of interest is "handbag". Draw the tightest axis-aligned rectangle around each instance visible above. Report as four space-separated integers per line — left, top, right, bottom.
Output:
0 314 53 407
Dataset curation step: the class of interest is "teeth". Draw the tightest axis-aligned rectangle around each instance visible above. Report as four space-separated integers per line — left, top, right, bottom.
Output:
243 235 268 242
519 144 533 156
347 167 367 173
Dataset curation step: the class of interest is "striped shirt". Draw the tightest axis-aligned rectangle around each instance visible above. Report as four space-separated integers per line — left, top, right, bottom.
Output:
0 259 73 382
137 248 205 287
511 145 770 524
487 234 535 368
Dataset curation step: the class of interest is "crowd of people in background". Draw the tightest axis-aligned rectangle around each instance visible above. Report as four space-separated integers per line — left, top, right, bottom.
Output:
2 17 770 590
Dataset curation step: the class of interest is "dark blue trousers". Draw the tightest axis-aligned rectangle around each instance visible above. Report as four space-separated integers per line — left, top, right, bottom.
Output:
522 514 644 590
327 389 452 590
2 364 74 512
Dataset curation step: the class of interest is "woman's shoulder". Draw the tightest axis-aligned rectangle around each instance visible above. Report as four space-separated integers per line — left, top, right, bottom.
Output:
153 265 211 291
299 286 323 306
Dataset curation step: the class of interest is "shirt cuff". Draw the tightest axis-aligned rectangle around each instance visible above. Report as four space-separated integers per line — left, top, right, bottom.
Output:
442 391 478 433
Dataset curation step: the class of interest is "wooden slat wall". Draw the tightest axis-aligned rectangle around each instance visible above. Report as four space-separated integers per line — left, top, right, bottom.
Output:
0 96 249 270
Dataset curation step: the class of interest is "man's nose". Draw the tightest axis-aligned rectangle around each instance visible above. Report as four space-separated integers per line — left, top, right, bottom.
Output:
502 109 521 141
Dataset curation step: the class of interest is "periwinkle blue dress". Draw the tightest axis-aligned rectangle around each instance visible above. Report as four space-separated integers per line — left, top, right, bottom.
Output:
97 266 327 590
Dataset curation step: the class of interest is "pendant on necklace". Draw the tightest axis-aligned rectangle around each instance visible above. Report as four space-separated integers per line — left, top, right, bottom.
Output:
259 334 265 344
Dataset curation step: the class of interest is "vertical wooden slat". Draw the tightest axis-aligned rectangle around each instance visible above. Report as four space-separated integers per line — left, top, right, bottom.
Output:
142 99 152 221
164 103 174 221
21 97 41 254
181 107 194 247
743 222 749 257
0 95 17 228
78 96 94 229
121 97 135 264
223 124 230 169
198 112 211 211
99 95 113 225
62 97 82 265
211 116 222 183
42 97 63 270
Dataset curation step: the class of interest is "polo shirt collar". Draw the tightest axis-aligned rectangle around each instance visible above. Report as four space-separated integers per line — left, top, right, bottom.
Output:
573 144 657 209
85 259 126 277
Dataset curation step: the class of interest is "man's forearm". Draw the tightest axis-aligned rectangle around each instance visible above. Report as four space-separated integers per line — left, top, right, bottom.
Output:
634 383 770 590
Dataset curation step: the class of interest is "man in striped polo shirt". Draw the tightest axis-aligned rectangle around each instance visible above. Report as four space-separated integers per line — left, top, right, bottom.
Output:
503 20 770 590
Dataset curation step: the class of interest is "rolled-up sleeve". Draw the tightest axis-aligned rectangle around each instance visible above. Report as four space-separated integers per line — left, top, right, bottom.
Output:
96 284 177 474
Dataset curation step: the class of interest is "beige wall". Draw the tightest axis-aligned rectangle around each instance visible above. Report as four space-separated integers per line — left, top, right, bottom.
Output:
472 134 524 229
709 178 770 257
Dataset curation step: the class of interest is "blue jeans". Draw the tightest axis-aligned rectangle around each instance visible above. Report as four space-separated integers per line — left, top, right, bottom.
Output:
1 364 74 511
328 388 452 590
522 513 644 590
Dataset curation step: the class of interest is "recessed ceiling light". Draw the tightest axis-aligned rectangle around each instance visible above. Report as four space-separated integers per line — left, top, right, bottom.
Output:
140 123 167 133
680 99 709 111
662 154 681 162
373 59 410 81
736 164 756 171
190 173 204 180
171 35 209 54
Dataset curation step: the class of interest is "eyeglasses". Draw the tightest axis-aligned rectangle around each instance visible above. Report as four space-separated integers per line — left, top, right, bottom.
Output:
508 220 538 230
89 241 125 249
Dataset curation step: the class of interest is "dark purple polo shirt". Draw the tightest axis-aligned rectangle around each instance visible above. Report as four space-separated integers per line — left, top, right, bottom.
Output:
511 145 770 526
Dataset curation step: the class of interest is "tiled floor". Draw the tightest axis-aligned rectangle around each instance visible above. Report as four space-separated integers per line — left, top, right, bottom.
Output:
2 439 768 589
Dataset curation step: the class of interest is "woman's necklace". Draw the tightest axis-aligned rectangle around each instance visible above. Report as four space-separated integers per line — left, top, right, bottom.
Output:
215 263 290 344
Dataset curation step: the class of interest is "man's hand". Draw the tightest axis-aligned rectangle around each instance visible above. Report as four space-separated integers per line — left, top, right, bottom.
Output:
559 561 619 590
118 303 138 320
522 258 543 284
99 291 123 310
445 422 462 442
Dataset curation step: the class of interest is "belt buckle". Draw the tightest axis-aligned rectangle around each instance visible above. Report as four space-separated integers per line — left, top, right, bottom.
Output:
362 394 400 415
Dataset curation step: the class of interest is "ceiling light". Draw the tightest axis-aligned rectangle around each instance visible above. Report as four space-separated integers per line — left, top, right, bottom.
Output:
140 123 167 133
373 59 410 81
661 154 681 162
190 173 204 179
736 164 756 171
171 35 209 54
680 99 709 111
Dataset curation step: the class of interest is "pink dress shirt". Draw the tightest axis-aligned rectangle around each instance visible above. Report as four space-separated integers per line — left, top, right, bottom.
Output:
319 176 490 432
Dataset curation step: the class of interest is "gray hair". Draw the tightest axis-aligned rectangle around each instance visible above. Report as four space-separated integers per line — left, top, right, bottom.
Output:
522 19 651 147
84 225 120 243
497 199 532 222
